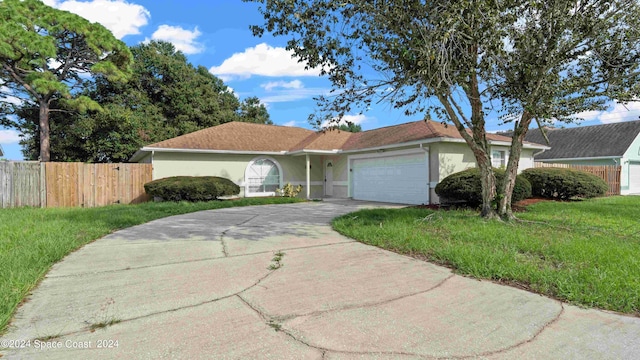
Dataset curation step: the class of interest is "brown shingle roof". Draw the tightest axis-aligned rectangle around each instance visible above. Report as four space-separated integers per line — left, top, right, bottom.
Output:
144 120 539 154
342 120 517 150
147 122 314 152
289 129 353 152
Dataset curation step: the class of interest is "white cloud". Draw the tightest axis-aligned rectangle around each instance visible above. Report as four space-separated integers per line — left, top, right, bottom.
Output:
575 101 640 124
209 43 320 80
0 130 21 144
321 114 370 128
149 25 204 55
259 87 328 103
261 80 304 91
281 121 298 127
0 86 24 106
47 0 150 39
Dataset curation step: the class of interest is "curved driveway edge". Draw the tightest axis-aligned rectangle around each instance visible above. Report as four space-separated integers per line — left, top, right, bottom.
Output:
2 200 639 359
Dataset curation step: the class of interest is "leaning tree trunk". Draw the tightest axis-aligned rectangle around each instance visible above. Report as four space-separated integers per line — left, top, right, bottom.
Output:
498 113 533 219
39 99 51 162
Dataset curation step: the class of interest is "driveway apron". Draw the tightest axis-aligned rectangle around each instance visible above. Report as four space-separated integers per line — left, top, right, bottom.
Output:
2 200 639 359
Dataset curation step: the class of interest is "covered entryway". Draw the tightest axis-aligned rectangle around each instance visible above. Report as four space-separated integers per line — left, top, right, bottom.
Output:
629 163 640 194
350 149 429 205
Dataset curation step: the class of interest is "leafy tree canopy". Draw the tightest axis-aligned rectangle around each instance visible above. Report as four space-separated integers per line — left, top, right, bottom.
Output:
338 123 362 132
248 0 640 219
0 0 132 161
16 41 271 162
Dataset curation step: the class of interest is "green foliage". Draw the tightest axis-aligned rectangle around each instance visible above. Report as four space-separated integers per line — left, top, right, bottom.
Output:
14 41 273 162
0 0 132 161
0 197 304 334
144 176 240 202
276 183 303 197
239 96 272 125
522 168 608 199
435 168 531 207
338 123 362 132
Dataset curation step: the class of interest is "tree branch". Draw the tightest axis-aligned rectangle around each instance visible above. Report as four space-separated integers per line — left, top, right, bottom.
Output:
2 63 41 101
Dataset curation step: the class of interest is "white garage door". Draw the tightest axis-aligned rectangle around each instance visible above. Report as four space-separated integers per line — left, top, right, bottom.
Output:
630 164 640 194
351 152 429 205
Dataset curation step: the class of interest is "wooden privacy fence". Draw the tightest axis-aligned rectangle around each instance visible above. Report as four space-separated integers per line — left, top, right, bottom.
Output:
0 162 152 208
534 162 621 196
0 162 44 208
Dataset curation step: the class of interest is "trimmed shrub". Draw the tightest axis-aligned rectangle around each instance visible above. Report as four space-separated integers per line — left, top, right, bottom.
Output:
521 168 608 199
435 168 532 207
144 176 240 202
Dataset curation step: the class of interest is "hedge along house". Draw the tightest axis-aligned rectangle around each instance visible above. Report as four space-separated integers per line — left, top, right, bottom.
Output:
522 121 640 195
130 120 548 205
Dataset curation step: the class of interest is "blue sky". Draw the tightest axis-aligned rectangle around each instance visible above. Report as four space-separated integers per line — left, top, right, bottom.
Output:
1 0 639 160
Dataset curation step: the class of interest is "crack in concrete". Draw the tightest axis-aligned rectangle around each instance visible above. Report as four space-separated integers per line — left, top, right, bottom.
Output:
47 240 356 278
219 232 229 257
236 293 330 357
22 264 283 343
219 214 261 257
278 273 456 321
237 272 566 360
455 302 566 359
235 275 459 359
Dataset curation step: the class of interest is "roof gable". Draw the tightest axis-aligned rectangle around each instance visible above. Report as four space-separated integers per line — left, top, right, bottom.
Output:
524 121 640 159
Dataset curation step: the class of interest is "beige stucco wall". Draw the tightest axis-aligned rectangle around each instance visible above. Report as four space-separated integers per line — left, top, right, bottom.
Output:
151 152 323 197
147 142 540 203
430 142 477 181
430 142 538 181
281 155 323 184
427 142 539 204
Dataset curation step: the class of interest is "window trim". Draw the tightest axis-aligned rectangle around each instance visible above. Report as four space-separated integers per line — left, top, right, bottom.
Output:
244 156 283 197
491 148 509 168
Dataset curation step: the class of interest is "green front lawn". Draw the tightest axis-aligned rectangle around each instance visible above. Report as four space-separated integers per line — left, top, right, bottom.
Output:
333 196 640 315
0 197 303 334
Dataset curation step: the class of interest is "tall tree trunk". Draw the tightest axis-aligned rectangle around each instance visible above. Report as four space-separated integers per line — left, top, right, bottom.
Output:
467 68 498 219
498 113 533 219
438 67 499 219
39 100 51 162
477 151 497 218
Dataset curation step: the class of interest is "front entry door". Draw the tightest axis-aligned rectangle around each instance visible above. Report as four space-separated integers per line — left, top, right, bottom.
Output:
324 160 334 196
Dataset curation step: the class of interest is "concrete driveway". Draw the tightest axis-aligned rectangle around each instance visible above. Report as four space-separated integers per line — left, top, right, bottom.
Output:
2 200 639 359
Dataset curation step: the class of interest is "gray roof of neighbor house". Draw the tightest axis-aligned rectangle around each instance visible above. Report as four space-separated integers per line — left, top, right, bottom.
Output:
130 120 548 161
521 121 640 160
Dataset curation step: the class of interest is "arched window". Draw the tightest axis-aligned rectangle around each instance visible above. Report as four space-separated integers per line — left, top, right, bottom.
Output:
245 157 282 196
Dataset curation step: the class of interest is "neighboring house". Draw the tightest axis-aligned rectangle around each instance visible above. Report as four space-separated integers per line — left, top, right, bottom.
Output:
522 121 640 195
130 120 547 205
